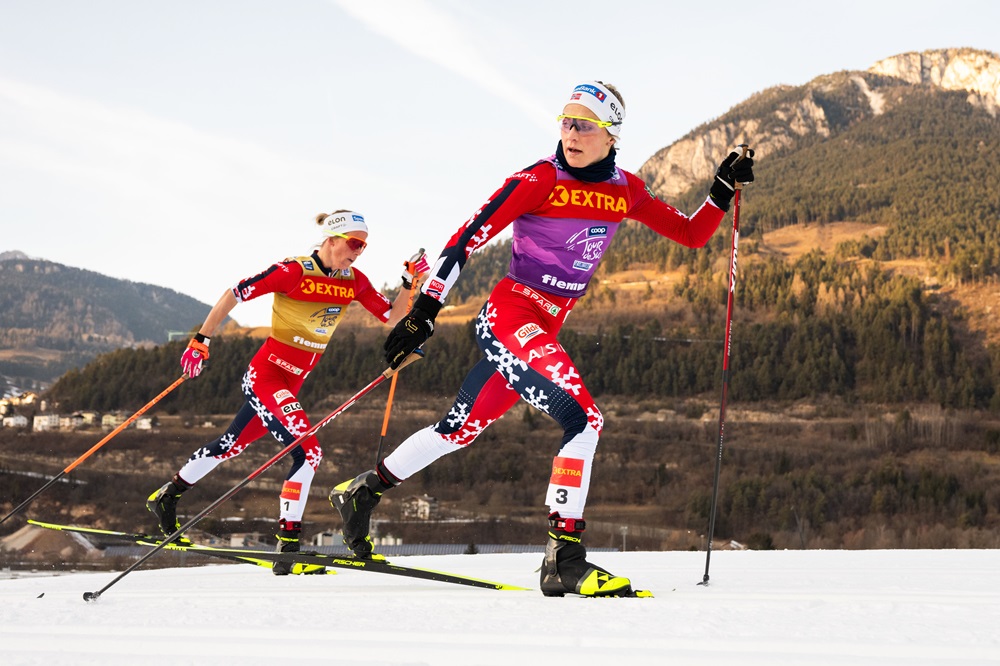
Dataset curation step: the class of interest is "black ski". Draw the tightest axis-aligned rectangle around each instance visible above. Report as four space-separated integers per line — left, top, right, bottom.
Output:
28 520 530 591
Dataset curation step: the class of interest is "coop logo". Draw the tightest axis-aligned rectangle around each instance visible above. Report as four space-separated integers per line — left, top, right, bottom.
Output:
514 322 544 348
280 401 302 415
547 187 626 213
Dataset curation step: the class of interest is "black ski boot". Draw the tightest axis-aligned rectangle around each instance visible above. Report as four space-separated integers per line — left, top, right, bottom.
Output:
272 519 326 576
273 519 301 576
328 468 395 559
539 513 633 597
146 476 192 543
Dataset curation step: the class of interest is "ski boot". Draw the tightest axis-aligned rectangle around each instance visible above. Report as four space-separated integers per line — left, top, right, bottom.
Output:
328 469 394 559
146 477 193 545
539 513 633 597
272 519 325 576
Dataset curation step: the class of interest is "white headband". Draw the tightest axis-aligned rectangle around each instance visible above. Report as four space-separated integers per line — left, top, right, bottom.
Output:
567 81 625 137
319 211 368 237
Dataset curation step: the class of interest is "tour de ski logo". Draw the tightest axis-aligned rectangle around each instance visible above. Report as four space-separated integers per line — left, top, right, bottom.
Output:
564 226 608 262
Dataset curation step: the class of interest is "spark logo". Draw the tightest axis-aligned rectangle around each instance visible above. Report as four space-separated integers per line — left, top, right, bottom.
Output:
268 354 304 375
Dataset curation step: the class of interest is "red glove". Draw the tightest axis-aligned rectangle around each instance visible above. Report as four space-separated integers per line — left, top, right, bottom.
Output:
181 336 210 378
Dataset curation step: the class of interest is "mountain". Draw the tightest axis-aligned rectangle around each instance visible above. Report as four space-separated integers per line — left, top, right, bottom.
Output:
18 49 1000 410
0 252 213 394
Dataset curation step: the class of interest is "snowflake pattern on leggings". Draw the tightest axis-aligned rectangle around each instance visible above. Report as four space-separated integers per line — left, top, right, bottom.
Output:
546 360 582 396
241 366 258 396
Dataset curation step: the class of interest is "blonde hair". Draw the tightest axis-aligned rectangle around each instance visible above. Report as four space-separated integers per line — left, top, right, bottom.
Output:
596 80 625 111
315 209 352 227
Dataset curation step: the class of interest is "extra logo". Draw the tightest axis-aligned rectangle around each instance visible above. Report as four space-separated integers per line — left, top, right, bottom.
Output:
514 323 544 348
300 278 355 299
547 186 626 213
550 456 584 488
280 480 302 500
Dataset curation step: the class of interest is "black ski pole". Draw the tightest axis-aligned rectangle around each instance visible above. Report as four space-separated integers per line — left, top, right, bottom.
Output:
82 354 422 602
1 374 187 526
699 144 751 586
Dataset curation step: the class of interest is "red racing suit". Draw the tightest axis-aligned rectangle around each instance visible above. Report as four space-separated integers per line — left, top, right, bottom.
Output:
380 155 725 519
177 252 392 523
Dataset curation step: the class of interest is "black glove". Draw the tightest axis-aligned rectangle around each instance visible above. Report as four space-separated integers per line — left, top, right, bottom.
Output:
384 293 441 369
709 149 755 211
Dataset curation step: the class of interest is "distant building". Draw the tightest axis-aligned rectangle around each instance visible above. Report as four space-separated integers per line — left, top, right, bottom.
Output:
32 414 60 432
59 414 85 430
2 414 28 428
136 417 154 430
401 494 439 520
101 413 129 429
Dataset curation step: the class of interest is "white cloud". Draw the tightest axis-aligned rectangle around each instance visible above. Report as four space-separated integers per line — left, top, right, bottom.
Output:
330 0 553 130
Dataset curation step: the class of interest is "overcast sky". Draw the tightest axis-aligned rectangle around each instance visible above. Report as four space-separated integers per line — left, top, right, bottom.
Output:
1 0 996 328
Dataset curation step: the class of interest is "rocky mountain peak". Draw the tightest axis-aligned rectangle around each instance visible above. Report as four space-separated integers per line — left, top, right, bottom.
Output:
637 48 999 201
869 48 1000 105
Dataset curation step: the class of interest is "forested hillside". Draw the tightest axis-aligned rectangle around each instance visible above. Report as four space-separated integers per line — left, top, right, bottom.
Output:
0 254 214 391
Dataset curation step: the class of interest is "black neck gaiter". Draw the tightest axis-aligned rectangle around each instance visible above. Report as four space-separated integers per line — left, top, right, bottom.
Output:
554 141 617 182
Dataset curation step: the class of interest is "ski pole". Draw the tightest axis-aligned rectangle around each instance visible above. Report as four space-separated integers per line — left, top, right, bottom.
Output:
699 144 751 587
83 353 422 602
1 374 188 526
375 258 423 465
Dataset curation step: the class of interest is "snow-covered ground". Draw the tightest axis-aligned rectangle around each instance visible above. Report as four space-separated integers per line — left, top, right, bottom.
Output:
1 549 997 665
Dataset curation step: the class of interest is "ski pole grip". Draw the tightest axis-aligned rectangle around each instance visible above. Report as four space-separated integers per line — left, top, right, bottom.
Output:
383 349 425 378
734 143 751 190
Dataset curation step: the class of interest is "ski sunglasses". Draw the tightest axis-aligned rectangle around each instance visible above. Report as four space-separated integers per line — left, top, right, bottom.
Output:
333 233 367 251
557 114 621 135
